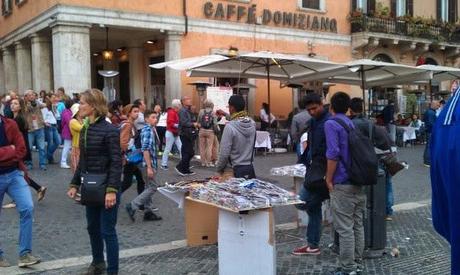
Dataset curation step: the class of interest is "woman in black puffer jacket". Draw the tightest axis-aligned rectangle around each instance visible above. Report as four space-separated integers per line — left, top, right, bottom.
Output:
67 89 122 275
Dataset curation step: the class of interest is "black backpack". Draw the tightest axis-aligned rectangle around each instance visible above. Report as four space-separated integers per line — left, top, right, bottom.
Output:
331 118 378 186
200 111 213 129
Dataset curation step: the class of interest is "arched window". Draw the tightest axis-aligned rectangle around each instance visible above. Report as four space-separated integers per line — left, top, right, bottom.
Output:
425 57 438 65
372 54 394 63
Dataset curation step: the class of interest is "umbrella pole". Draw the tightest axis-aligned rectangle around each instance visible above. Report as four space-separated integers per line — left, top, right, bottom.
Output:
267 63 271 111
361 65 367 117
429 79 433 102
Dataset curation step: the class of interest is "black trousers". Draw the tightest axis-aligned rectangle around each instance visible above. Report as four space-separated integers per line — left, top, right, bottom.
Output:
156 126 166 152
28 178 42 192
121 163 145 194
177 135 195 173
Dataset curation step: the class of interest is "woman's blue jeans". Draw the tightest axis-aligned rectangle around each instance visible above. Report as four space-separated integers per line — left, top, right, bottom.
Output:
85 194 120 273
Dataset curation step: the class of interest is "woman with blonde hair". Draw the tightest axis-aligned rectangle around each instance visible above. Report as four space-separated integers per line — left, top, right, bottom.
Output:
69 103 83 172
198 99 218 167
67 89 122 275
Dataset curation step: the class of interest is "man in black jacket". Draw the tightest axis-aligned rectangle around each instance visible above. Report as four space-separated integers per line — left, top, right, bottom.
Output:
292 93 330 256
175 96 199 176
350 98 395 220
350 98 391 151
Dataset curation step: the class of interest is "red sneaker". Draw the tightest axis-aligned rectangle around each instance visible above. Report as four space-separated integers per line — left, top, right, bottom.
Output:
292 245 321 256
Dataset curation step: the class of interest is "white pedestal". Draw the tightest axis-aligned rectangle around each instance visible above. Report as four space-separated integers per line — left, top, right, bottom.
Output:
218 209 276 275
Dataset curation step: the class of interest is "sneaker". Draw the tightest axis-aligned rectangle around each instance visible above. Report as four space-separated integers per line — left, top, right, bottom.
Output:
423 163 430 168
125 203 136 222
2 202 16 209
292 245 321 256
175 167 186 177
40 165 47 171
143 212 162 221
84 261 106 275
18 253 40 267
26 164 33 170
356 261 364 274
60 163 71 169
332 270 358 275
160 165 168 171
385 216 393 221
37 186 47 202
0 256 11 267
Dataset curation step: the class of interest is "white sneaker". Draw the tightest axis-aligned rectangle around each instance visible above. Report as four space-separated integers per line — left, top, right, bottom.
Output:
60 164 71 169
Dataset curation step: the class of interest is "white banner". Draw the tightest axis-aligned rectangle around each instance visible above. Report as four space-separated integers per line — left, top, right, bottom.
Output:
206 86 233 114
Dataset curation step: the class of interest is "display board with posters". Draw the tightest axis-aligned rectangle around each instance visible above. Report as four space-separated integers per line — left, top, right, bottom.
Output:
206 86 233 114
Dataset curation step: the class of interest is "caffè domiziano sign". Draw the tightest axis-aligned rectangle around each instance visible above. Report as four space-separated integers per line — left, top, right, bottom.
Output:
203 1 338 33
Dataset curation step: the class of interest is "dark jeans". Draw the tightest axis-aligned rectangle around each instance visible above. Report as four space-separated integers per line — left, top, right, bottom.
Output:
156 126 166 152
85 193 120 273
121 163 145 194
177 135 195 173
296 185 326 248
424 132 431 165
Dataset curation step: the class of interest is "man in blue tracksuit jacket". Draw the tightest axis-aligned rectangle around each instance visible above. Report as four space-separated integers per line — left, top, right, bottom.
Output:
430 88 460 275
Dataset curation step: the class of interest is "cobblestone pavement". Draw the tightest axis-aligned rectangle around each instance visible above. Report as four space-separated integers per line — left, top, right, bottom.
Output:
0 145 433 267
25 205 450 275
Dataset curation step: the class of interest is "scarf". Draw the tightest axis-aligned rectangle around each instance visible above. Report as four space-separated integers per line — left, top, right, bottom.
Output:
82 117 101 147
230 111 248 120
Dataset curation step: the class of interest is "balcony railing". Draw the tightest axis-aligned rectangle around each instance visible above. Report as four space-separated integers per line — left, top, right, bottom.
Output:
351 15 460 43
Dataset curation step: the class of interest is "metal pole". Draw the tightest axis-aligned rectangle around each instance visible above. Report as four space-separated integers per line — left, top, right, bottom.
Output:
267 62 271 108
361 65 367 117
429 79 433 102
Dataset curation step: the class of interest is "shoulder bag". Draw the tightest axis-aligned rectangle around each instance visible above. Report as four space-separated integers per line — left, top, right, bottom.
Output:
80 126 108 207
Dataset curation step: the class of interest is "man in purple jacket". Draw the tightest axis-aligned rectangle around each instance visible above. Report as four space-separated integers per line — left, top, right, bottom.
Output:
325 92 366 275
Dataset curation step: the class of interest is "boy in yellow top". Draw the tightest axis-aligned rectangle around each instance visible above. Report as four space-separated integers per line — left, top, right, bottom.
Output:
69 104 83 172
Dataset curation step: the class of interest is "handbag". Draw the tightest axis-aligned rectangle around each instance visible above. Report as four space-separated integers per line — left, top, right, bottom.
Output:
80 173 107 206
304 158 327 191
381 153 405 176
233 164 256 179
80 126 108 207
126 146 143 165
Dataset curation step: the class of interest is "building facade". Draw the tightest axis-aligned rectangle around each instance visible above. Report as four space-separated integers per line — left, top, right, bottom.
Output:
0 0 459 117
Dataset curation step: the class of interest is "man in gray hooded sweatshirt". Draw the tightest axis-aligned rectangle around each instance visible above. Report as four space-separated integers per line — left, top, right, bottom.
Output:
216 95 256 179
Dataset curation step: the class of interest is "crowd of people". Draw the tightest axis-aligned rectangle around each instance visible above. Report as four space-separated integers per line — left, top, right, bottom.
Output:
0 87 254 275
0 85 446 275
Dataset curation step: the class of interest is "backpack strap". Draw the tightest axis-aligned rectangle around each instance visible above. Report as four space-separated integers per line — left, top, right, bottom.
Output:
330 117 352 170
331 117 352 133
250 131 256 164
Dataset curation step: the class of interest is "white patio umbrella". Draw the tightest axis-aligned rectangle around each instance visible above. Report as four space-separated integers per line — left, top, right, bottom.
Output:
150 54 229 70
290 59 430 114
416 65 460 101
151 51 349 107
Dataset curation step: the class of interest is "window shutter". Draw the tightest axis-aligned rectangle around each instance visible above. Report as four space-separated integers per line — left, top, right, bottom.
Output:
367 0 376 14
391 0 397 16
437 0 442 21
406 0 414 16
449 0 457 23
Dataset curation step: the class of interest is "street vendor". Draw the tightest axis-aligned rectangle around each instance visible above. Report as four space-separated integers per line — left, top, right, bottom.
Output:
216 95 256 180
